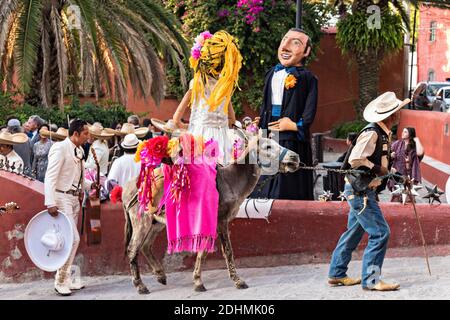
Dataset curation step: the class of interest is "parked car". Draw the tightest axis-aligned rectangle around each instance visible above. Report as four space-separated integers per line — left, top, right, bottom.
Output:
431 86 450 112
411 81 450 110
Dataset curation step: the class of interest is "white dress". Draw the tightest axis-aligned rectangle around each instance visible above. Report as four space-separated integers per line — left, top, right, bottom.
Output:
188 77 233 164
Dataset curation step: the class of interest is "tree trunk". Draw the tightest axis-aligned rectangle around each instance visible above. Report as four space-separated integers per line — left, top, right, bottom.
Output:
355 49 381 118
25 44 44 107
351 0 388 119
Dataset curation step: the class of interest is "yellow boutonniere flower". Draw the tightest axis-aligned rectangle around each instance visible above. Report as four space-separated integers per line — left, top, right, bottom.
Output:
285 74 297 90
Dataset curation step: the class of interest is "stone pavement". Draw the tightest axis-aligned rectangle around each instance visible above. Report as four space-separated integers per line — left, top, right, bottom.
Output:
1 254 449 300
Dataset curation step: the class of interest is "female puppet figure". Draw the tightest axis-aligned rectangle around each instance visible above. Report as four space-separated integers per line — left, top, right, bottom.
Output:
153 30 243 254
169 30 243 164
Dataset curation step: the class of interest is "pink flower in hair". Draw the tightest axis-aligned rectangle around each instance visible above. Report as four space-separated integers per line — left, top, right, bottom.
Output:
200 31 213 39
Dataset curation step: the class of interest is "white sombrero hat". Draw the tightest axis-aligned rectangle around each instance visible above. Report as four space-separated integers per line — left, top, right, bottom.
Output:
363 92 410 123
88 123 114 139
39 127 68 141
0 132 28 145
104 123 149 139
24 210 74 272
150 118 187 136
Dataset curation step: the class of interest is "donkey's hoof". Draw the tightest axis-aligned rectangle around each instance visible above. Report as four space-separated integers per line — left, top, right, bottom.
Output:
194 284 207 292
236 281 249 289
157 276 167 285
138 286 150 295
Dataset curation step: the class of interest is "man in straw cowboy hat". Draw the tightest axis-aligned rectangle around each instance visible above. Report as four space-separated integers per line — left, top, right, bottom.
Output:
85 123 114 176
6 118 32 175
105 123 149 165
0 131 29 172
328 92 410 291
44 119 97 296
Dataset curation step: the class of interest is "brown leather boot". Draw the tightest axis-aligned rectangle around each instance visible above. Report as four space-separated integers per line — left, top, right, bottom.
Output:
328 276 362 287
363 280 400 291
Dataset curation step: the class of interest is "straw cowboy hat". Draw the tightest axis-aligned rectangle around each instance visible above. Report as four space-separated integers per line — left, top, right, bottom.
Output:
363 92 410 123
121 133 141 149
88 123 114 139
0 132 28 145
24 210 74 272
104 123 149 139
39 127 68 141
150 118 187 135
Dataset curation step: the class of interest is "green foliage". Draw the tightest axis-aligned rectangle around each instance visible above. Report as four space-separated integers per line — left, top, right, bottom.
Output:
0 92 131 128
332 120 367 139
336 11 405 56
162 0 331 116
1 0 188 107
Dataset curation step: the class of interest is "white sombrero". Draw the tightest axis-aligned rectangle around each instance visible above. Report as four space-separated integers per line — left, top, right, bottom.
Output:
0 132 28 145
151 118 187 135
39 127 68 141
88 123 114 139
24 210 74 272
104 123 149 139
363 92 410 123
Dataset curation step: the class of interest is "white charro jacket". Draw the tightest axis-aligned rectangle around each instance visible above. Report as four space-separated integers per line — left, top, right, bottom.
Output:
44 138 91 207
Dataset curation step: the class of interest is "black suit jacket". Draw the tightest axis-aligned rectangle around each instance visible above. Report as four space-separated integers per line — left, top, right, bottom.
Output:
259 66 318 141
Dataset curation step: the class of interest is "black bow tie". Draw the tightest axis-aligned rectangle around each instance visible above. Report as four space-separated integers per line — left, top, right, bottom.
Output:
274 63 297 73
74 147 83 160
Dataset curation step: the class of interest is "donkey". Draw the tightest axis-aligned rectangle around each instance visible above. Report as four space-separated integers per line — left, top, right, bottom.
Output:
121 130 300 294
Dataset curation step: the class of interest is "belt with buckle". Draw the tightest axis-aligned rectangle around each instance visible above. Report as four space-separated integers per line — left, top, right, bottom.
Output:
56 189 82 197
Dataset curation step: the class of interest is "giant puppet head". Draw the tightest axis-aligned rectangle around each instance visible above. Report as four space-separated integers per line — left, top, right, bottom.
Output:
189 30 243 114
277 28 312 67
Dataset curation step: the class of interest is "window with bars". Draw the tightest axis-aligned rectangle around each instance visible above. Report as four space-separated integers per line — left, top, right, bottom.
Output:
430 21 437 42
428 69 435 81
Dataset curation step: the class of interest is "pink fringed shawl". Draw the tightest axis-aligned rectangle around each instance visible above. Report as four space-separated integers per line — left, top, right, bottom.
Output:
162 162 219 254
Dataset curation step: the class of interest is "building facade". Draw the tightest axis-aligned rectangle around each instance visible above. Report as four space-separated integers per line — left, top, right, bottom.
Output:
417 5 450 82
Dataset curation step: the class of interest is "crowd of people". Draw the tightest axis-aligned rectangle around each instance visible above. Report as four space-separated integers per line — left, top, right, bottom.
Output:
0 114 159 198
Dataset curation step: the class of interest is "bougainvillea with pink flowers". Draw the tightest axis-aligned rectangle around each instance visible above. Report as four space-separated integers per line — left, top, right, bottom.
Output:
237 0 264 25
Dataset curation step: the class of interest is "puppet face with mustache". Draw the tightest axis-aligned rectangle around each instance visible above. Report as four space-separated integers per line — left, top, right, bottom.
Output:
277 30 311 67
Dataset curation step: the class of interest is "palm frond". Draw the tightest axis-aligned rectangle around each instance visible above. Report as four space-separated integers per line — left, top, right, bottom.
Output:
50 6 67 107
391 0 410 30
14 0 43 93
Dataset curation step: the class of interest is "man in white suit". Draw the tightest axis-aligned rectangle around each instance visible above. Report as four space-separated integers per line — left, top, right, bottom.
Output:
44 119 96 296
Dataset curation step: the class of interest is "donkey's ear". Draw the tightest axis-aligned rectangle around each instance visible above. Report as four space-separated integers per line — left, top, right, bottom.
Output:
232 123 241 130
258 128 263 139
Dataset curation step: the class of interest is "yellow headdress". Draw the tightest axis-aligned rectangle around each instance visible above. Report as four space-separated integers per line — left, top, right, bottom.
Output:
189 30 243 114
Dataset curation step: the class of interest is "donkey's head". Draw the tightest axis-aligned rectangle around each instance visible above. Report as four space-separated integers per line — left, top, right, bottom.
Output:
256 133 300 174
233 126 300 175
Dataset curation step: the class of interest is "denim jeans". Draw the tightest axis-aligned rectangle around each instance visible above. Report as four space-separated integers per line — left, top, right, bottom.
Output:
328 183 390 288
